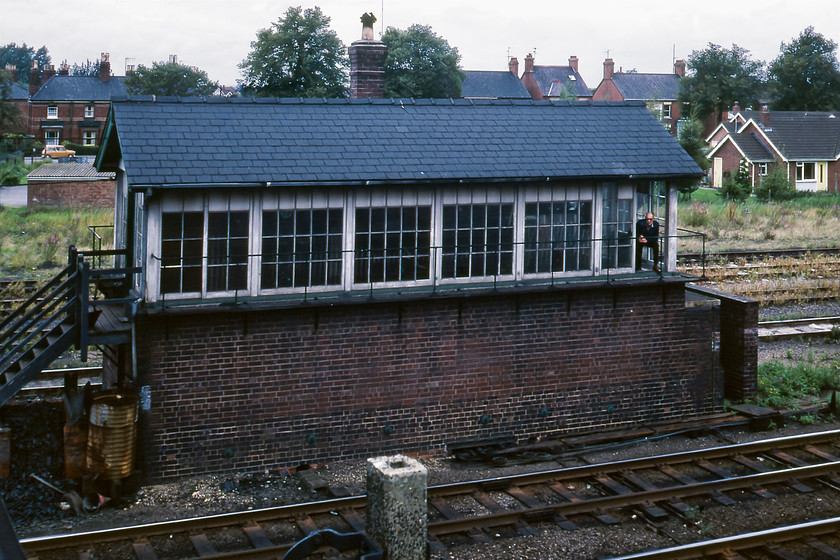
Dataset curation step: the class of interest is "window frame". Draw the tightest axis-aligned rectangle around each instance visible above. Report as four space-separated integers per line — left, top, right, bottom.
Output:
82 131 96 146
84 105 95 118
796 162 816 182
47 106 58 119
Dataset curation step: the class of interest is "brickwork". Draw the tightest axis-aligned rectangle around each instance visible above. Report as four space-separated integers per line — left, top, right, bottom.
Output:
349 40 388 99
27 178 115 209
719 296 758 401
134 283 716 481
28 101 111 145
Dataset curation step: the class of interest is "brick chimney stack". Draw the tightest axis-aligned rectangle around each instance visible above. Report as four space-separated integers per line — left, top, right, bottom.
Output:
731 101 740 116
58 61 70 75
524 53 535 73
42 64 56 84
674 59 686 78
100 53 111 82
603 58 614 80
29 61 41 96
509 57 519 76
760 104 771 127
4 64 17 82
349 13 388 99
568 55 579 73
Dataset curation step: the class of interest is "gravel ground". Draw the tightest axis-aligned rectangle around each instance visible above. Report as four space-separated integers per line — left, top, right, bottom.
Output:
6 302 840 559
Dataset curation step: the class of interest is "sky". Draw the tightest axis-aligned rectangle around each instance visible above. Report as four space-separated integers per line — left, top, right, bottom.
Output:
1 0 838 90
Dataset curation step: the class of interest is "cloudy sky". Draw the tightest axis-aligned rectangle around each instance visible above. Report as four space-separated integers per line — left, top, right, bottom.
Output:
2 0 838 90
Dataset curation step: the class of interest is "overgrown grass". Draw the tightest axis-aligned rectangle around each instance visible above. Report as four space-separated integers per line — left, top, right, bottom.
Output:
0 206 113 279
756 359 840 408
678 190 840 253
0 158 48 186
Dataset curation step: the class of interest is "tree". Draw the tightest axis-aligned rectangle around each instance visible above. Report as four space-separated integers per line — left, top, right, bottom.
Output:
239 6 348 98
0 43 50 85
755 166 795 201
71 59 101 77
0 68 23 136
381 24 464 98
677 44 764 124
769 27 840 111
125 61 219 97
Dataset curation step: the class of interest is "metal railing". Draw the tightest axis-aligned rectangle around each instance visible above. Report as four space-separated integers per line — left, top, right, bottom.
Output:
150 231 709 308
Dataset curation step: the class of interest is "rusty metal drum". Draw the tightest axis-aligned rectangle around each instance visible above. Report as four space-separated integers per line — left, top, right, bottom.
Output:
86 392 138 480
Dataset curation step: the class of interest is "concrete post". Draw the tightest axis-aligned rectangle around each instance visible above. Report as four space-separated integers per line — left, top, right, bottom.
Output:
366 454 427 560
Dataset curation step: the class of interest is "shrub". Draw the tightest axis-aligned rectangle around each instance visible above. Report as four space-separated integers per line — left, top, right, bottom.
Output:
62 141 99 156
755 166 795 201
719 172 750 201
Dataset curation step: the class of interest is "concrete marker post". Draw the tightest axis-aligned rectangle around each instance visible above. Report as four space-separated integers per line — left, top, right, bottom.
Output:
366 454 428 560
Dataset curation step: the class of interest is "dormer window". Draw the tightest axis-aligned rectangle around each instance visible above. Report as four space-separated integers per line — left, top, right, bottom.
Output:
47 106 58 119
85 105 95 118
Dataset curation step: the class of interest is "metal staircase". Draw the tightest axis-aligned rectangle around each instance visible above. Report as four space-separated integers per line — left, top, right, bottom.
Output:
0 247 137 407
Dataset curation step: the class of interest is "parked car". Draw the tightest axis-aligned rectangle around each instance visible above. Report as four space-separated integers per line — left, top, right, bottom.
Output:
42 145 76 159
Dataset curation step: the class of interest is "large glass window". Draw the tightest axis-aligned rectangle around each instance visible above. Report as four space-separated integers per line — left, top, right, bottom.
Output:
354 206 431 284
261 208 343 289
161 212 204 294
796 162 816 181
524 201 592 273
207 211 248 292
442 203 514 278
602 185 633 270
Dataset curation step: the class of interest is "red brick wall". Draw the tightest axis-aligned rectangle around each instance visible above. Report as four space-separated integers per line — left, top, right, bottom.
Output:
27 178 115 209
134 283 716 481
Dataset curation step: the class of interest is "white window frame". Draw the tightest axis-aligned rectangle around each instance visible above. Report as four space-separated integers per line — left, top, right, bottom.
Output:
83 131 96 146
758 163 768 176
47 106 58 119
662 102 672 120
45 130 60 145
85 105 95 118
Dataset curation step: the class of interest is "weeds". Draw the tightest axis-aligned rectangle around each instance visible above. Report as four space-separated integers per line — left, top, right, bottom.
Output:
756 360 840 408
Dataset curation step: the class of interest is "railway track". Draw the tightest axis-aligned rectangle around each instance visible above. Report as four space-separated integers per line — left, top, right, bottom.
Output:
20 428 840 560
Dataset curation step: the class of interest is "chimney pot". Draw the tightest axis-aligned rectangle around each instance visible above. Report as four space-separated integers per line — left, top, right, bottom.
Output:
509 57 519 76
349 14 387 99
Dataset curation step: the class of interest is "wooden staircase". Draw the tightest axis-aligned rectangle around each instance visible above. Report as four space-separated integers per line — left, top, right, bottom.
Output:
0 247 137 407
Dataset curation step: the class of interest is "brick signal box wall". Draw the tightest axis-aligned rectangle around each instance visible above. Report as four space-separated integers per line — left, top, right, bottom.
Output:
135 283 717 481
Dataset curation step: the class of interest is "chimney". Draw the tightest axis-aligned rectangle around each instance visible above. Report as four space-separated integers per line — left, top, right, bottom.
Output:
348 13 388 99
568 55 579 73
100 53 111 82
603 58 614 80
4 64 17 82
524 53 535 73
58 61 70 75
509 57 519 76
29 61 41 96
674 59 685 78
760 104 771 127
42 64 56 83
731 101 740 116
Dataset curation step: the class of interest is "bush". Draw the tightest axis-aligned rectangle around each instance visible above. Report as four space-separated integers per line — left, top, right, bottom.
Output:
62 141 99 156
719 172 750 201
755 166 796 201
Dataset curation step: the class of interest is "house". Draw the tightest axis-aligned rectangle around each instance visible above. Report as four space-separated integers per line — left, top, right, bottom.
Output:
592 58 686 136
706 103 840 192
26 162 116 209
28 53 126 148
462 70 531 99
517 54 593 100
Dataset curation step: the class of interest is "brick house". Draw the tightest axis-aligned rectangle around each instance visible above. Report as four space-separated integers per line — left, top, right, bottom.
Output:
26 162 115 209
516 54 593 100
592 58 686 136
28 54 126 148
706 103 840 192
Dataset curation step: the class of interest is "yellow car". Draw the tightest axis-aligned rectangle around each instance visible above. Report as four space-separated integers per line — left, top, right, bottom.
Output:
42 145 76 158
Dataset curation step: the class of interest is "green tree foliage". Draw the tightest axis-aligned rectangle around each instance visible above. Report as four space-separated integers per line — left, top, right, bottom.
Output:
71 59 101 77
755 166 795 201
0 43 50 85
0 69 22 136
239 6 348 98
677 118 710 172
381 25 464 98
769 27 840 111
125 61 219 97
678 44 764 124
719 160 751 201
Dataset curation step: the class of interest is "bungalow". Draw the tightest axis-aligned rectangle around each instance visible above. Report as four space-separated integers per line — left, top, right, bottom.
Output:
707 104 840 192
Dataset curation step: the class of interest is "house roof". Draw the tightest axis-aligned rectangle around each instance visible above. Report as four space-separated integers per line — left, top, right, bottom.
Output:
96 97 703 187
610 73 679 101
532 66 592 98
461 71 531 99
27 162 115 179
9 82 28 100
710 110 840 162
31 75 127 102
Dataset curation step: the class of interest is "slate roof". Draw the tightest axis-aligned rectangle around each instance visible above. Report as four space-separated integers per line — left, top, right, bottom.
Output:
462 71 530 99
532 66 592 98
9 82 28 100
27 162 115 179
31 75 127 102
712 111 840 162
610 73 679 101
96 97 703 187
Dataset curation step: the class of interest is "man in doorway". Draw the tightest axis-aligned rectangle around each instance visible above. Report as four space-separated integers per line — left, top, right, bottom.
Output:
635 212 660 272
